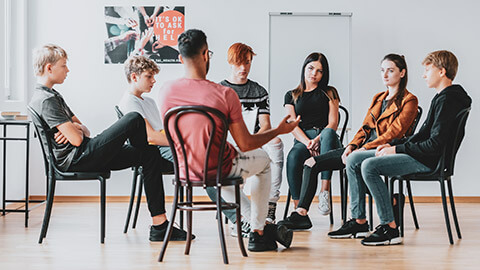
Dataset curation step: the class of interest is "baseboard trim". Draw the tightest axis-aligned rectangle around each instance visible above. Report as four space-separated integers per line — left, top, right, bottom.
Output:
28 195 480 203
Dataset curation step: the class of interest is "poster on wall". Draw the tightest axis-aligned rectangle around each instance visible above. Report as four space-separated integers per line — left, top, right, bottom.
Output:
104 6 185 64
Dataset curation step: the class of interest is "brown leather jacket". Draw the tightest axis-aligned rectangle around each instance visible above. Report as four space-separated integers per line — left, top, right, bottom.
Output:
349 90 418 150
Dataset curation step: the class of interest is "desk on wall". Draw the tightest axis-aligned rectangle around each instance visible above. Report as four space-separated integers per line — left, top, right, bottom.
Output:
0 119 45 227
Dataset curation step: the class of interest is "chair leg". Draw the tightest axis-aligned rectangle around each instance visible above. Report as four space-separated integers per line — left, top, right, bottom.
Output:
235 184 248 257
439 180 454 244
184 187 194 256
406 181 419 229
132 174 144 229
215 186 229 264
329 181 334 225
398 179 404 238
368 193 373 231
343 173 349 224
339 170 346 224
283 190 291 220
446 180 462 239
124 168 139 233
158 183 180 262
38 176 56 243
179 186 184 230
100 177 106 244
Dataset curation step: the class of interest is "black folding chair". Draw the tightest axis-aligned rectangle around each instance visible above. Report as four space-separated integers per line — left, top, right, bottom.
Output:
114 105 180 233
391 107 470 244
28 106 111 244
283 105 349 225
158 105 247 264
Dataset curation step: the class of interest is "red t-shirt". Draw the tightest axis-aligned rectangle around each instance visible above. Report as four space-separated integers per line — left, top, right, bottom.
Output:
160 78 243 183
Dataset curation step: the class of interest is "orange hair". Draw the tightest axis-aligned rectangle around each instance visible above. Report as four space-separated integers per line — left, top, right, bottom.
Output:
227 43 256 65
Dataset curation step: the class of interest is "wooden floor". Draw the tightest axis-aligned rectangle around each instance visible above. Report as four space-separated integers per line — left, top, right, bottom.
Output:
1 201 479 269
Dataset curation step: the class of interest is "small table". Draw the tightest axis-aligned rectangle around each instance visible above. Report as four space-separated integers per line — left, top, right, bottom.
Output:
0 119 45 227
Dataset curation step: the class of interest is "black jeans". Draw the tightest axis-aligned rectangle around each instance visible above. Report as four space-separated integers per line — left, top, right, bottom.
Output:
68 112 172 217
297 147 345 211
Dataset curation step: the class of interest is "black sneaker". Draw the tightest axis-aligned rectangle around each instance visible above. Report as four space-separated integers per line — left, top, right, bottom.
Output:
392 193 405 229
149 221 195 241
247 231 278 252
277 212 312 230
327 219 370 239
266 202 277 224
264 223 293 248
361 224 402 246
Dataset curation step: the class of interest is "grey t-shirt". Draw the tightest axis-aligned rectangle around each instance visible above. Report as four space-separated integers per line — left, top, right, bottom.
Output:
219 79 269 133
29 84 78 170
365 99 389 144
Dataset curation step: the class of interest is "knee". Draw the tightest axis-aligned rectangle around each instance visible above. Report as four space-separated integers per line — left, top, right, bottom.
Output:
320 128 337 140
346 151 362 170
123 112 144 125
360 158 378 176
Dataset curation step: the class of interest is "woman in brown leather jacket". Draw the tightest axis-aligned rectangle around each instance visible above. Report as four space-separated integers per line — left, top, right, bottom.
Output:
277 54 418 230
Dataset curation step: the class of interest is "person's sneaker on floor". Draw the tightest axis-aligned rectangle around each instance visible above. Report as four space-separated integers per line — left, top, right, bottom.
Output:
264 223 293 248
266 202 277 224
318 190 331 216
327 218 370 239
277 211 312 230
392 193 405 229
247 231 278 252
230 218 251 238
361 224 402 246
149 221 194 241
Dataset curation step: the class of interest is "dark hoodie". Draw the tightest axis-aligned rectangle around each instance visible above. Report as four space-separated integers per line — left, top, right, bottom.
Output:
393 84 472 169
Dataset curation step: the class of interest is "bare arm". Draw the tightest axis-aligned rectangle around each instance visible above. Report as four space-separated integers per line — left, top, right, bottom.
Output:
256 114 272 134
56 121 84 147
325 99 339 130
230 115 299 152
144 118 169 146
71 116 90 137
285 104 309 145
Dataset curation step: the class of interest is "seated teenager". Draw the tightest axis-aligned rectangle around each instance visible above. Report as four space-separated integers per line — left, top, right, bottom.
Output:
205 43 285 236
278 52 341 229
341 50 471 246
159 29 300 252
280 54 419 230
29 44 186 242
118 55 173 163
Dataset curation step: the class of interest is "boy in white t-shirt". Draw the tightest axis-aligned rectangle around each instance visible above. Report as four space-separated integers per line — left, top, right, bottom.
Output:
118 55 187 240
118 55 173 162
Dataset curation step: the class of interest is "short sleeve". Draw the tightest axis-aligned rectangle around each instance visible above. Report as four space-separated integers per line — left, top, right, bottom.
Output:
284 91 294 106
324 86 340 102
119 94 146 118
226 88 243 124
41 97 73 129
257 86 270 115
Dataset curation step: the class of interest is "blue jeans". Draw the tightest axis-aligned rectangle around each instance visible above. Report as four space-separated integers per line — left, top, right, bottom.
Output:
287 128 340 200
346 150 431 225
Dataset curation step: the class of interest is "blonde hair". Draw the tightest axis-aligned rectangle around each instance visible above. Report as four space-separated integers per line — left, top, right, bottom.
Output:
33 44 68 76
124 55 159 83
422 50 458 81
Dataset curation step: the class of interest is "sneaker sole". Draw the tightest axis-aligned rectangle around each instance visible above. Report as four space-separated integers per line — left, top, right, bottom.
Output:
361 237 403 246
328 231 369 239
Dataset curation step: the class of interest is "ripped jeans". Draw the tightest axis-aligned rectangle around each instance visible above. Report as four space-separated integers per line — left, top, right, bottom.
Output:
206 140 284 225
210 148 271 231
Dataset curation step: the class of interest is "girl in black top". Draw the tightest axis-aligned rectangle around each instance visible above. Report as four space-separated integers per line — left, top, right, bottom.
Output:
279 53 341 229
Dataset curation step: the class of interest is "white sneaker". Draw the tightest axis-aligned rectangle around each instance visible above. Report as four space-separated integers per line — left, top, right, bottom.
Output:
230 218 251 238
318 191 331 216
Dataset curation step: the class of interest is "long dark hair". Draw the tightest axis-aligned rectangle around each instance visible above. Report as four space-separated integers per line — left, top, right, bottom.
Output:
382 54 408 108
292 52 330 103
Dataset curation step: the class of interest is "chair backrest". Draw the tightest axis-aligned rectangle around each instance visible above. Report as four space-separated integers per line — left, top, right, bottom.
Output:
27 105 59 177
163 105 229 188
433 107 471 178
114 105 124 119
407 106 423 136
338 105 349 145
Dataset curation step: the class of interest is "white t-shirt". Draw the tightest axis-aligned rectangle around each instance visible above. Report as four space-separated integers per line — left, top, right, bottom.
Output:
118 92 163 131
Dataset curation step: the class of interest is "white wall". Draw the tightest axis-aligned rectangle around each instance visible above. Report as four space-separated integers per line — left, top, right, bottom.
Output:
4 0 478 199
